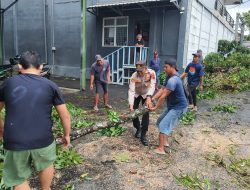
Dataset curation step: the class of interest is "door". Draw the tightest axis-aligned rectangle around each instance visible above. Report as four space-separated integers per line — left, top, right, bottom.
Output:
134 20 150 47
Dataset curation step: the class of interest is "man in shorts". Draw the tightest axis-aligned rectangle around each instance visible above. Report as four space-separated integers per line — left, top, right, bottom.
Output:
0 51 71 190
148 58 187 154
90 55 112 111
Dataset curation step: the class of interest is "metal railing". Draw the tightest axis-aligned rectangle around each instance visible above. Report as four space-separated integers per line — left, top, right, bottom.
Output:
103 46 149 85
215 0 234 28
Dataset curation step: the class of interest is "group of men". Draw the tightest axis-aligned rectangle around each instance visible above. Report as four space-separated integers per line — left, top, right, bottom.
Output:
0 49 204 189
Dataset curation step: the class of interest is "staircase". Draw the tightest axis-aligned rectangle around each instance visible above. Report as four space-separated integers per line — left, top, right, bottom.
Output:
103 46 149 85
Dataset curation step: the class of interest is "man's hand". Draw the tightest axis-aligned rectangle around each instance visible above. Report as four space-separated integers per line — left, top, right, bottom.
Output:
145 97 152 109
108 78 111 84
129 105 134 112
61 135 70 148
90 84 94 90
200 85 204 91
149 106 157 112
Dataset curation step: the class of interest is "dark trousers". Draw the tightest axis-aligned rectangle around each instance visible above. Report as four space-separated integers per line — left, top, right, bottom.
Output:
188 85 197 106
133 96 149 133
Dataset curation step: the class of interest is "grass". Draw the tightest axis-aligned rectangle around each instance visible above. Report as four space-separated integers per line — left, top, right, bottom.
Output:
114 152 131 163
180 111 196 125
205 152 250 188
174 173 220 190
212 104 237 113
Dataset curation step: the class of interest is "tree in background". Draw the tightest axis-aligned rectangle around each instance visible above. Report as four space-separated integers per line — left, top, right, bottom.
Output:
242 11 250 29
242 11 250 41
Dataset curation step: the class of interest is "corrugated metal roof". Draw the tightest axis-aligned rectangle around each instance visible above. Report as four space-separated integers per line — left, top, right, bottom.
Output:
88 0 165 8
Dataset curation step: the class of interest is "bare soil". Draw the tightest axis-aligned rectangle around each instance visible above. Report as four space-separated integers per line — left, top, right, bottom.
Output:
31 79 250 190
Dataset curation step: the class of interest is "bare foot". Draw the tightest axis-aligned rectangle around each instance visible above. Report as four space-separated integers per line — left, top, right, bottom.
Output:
153 148 166 155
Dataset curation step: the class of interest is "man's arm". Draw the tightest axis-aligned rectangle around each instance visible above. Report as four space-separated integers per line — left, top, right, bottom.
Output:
90 74 94 90
200 76 204 90
152 88 164 101
0 102 4 139
146 70 156 96
150 88 171 111
180 72 187 79
55 104 71 147
107 63 111 83
128 73 137 111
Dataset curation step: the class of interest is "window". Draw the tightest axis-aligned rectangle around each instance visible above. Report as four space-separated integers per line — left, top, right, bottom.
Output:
103 17 128 47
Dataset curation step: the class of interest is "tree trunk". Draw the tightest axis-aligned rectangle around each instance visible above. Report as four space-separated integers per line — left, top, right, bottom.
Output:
56 108 149 144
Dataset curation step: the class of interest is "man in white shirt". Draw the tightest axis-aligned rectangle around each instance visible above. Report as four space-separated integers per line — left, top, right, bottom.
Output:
128 61 156 146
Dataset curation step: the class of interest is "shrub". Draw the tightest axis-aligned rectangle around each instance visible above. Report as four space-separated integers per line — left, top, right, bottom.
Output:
204 53 225 73
218 40 234 55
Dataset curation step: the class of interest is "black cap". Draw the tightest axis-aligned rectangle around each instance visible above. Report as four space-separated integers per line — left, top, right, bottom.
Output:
164 58 178 71
192 52 201 57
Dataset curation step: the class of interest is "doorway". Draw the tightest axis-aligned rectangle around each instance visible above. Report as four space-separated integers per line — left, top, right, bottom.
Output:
134 20 150 47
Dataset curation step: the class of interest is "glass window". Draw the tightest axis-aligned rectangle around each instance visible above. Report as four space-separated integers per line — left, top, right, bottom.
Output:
103 17 128 46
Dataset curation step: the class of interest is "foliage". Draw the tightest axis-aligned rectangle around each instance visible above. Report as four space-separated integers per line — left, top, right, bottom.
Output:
159 71 167 85
242 10 250 30
180 111 196 125
174 173 219 190
218 40 235 55
204 53 225 73
212 104 237 113
98 126 126 137
54 146 83 170
245 35 250 41
197 90 216 100
98 110 126 137
53 103 95 137
204 47 250 92
218 40 250 56
204 52 250 72
205 153 250 188
64 184 75 190
229 157 250 176
114 152 131 163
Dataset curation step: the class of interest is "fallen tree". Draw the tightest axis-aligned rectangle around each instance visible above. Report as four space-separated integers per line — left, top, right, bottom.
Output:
56 108 149 144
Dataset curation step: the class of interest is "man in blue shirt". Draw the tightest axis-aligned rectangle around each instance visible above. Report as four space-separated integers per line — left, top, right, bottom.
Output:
148 58 187 155
181 53 204 111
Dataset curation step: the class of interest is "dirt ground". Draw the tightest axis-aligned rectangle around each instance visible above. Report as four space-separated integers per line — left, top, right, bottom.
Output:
30 77 250 190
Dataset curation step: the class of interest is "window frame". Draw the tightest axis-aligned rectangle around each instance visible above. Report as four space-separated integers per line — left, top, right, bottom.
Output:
102 16 129 47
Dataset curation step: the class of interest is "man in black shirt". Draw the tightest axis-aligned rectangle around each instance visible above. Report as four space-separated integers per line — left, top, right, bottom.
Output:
0 51 71 190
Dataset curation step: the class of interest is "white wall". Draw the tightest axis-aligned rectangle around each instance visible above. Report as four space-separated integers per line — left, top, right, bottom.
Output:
184 0 234 66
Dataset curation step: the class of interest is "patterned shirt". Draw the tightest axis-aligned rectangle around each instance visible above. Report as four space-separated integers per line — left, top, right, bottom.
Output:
128 69 156 106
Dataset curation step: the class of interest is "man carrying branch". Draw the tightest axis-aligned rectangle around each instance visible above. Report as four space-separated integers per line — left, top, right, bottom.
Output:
148 59 187 154
128 60 156 146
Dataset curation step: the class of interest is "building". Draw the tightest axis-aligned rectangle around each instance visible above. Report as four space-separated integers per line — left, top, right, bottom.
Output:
0 0 242 85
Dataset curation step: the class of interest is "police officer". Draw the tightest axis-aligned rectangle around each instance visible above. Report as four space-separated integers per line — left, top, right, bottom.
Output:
128 61 156 146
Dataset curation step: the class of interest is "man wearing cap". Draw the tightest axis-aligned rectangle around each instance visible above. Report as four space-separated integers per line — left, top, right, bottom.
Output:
181 53 204 111
90 55 112 111
148 59 187 154
128 61 156 146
